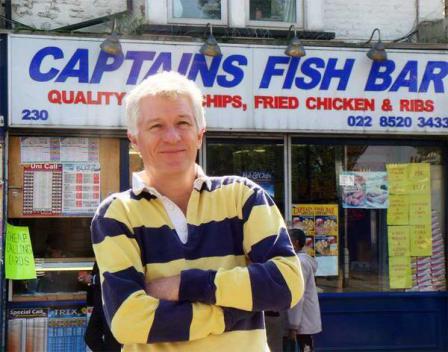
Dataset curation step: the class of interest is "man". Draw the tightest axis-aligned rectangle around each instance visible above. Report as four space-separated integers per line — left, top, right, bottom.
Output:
286 229 322 352
82 262 121 351
91 71 304 351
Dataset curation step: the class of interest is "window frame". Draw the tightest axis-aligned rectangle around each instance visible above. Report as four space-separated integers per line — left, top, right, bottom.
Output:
245 0 304 29
167 0 228 26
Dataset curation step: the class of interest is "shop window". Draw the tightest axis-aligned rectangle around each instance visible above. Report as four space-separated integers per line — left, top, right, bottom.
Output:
291 140 446 294
7 136 120 302
248 0 297 26
291 144 338 203
10 218 94 299
168 0 227 25
206 138 285 215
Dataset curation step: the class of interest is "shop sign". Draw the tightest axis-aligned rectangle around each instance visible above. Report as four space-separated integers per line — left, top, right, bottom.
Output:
8 34 448 134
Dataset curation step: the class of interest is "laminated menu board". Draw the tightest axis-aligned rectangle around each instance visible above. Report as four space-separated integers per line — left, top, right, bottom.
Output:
292 204 339 276
7 306 88 352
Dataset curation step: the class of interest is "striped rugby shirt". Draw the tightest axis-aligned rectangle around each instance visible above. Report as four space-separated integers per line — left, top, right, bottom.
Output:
91 173 304 352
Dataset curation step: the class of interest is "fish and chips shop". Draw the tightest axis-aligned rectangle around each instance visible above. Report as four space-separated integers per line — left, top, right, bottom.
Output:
3 33 447 351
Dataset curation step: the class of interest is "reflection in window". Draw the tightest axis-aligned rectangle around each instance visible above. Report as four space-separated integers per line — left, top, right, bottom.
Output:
249 0 296 22
11 218 94 259
343 145 446 293
291 142 446 294
291 145 338 203
206 139 285 215
172 0 222 19
9 218 94 300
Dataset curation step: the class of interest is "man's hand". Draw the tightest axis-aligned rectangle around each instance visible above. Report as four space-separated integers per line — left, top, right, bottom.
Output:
146 276 180 301
288 329 298 342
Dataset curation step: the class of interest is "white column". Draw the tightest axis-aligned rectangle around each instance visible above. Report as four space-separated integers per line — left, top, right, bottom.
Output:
304 0 324 31
146 0 168 25
228 0 246 27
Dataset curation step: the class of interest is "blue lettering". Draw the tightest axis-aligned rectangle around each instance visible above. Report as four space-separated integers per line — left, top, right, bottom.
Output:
259 56 289 88
217 55 247 88
177 53 193 75
296 57 324 90
364 60 395 91
55 49 89 83
390 61 418 92
143 52 172 79
124 51 155 85
283 58 300 89
419 61 448 93
320 58 354 90
29 46 63 82
188 54 221 87
90 51 124 84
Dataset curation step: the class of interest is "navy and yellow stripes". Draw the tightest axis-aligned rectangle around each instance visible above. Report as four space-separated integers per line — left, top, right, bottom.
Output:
91 176 303 351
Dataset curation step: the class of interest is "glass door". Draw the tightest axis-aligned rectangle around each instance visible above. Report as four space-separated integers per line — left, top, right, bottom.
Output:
205 137 285 215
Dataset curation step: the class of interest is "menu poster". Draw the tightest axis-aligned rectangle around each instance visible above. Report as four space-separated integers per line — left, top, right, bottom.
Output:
20 137 58 163
21 137 99 164
60 138 99 163
292 204 339 276
23 164 63 216
340 172 388 209
62 163 101 215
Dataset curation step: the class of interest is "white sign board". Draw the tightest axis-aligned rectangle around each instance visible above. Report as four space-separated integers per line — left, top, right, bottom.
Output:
8 34 448 135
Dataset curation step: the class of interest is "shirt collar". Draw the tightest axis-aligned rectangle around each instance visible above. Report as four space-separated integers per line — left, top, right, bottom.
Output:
132 164 211 196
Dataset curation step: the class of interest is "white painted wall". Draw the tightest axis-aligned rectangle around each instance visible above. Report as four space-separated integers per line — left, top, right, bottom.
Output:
145 0 443 39
9 0 445 40
419 0 445 21
322 0 444 41
11 0 129 30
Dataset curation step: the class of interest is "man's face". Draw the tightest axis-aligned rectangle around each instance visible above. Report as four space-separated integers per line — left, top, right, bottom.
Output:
292 239 300 252
128 94 204 179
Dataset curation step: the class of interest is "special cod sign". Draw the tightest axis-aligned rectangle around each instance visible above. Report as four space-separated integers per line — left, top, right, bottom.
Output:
8 34 448 134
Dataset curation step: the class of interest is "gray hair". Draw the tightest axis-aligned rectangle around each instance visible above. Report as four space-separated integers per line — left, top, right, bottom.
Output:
125 71 206 135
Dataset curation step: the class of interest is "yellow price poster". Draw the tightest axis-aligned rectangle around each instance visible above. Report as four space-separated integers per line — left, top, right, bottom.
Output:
387 195 409 225
410 224 432 257
386 164 409 194
292 204 339 276
5 224 36 280
389 256 412 289
314 205 339 236
409 194 431 225
388 226 410 257
292 204 316 235
408 163 431 194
